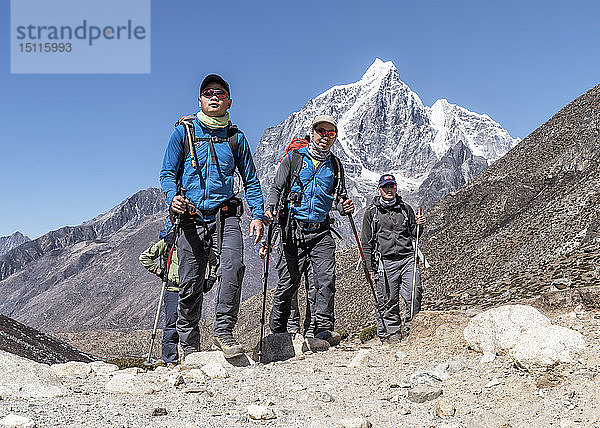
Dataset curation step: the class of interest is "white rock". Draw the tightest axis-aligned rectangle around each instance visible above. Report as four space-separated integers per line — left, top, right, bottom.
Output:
395 350 408 360
153 366 170 374
337 417 372 428
0 350 67 399
247 404 276 420
50 361 93 379
435 398 456 417
447 360 465 373
484 378 501 388
0 414 36 428
105 373 157 394
410 371 445 385
464 304 585 369
201 362 228 379
349 349 371 367
509 324 585 370
88 361 119 376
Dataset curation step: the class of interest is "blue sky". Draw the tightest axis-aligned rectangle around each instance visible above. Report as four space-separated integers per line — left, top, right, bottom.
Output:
1 0 599 239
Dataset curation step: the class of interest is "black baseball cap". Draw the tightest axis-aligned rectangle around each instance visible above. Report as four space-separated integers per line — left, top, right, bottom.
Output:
378 174 397 187
199 74 230 98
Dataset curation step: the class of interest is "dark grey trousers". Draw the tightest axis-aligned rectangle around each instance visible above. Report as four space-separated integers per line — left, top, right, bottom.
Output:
176 216 244 354
374 256 422 338
287 265 316 334
270 227 336 336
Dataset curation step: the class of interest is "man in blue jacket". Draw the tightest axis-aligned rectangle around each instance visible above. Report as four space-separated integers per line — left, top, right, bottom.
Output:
160 74 265 358
265 115 354 347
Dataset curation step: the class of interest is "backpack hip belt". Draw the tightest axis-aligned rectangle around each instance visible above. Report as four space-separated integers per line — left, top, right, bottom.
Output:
294 219 329 232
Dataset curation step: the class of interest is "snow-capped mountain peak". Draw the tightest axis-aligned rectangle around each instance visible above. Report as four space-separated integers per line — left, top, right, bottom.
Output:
359 58 395 83
254 59 519 217
429 98 520 163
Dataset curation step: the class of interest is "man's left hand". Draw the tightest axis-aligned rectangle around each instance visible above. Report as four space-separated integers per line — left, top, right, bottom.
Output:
416 213 425 225
342 198 355 215
249 219 264 245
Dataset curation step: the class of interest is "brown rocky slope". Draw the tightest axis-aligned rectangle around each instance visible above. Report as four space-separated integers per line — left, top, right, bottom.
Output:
419 83 600 311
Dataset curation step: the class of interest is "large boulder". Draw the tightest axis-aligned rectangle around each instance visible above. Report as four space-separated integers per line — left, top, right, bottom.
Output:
464 304 585 369
0 350 67 398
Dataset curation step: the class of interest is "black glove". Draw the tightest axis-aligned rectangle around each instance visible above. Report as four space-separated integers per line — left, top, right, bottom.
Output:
156 268 165 280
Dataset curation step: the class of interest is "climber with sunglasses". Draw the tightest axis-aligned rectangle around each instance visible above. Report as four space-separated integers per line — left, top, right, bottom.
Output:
265 114 354 349
160 74 265 359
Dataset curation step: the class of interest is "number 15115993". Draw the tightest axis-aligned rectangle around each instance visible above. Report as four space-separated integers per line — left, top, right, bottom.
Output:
19 43 72 53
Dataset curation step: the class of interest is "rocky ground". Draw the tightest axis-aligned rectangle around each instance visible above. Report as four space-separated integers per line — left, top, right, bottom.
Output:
2 291 599 428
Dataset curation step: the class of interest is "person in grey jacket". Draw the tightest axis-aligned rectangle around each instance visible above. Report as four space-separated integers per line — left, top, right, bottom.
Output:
360 174 425 342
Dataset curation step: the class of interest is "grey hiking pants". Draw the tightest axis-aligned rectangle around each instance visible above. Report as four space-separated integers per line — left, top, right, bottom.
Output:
176 216 245 354
374 256 422 338
270 227 336 336
287 265 316 334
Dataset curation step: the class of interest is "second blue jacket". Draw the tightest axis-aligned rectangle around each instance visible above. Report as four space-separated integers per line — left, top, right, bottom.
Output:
267 147 337 223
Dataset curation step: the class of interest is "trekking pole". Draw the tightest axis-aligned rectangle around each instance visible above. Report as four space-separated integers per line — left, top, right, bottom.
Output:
410 208 422 320
257 223 274 362
146 188 187 365
346 213 388 336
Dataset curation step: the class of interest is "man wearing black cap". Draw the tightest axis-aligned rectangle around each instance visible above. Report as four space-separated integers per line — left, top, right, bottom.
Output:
360 174 425 342
265 114 354 347
160 74 265 358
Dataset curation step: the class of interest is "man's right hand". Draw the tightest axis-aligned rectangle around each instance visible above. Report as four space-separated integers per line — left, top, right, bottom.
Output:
171 195 189 214
264 206 277 223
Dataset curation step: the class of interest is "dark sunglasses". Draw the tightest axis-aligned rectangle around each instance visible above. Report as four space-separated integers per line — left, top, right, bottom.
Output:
314 127 337 139
381 183 397 189
201 89 228 99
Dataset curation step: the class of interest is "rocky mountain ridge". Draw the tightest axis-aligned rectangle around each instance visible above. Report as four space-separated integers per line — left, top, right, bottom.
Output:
0 231 30 257
420 83 600 310
0 188 170 333
0 314 93 364
0 188 166 281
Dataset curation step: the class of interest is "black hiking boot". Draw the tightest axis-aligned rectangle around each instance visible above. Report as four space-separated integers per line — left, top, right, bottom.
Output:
213 334 244 359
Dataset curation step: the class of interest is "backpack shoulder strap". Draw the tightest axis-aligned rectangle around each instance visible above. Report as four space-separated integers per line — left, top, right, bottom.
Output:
367 203 380 250
174 116 197 186
227 125 240 167
329 153 345 198
289 149 303 189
